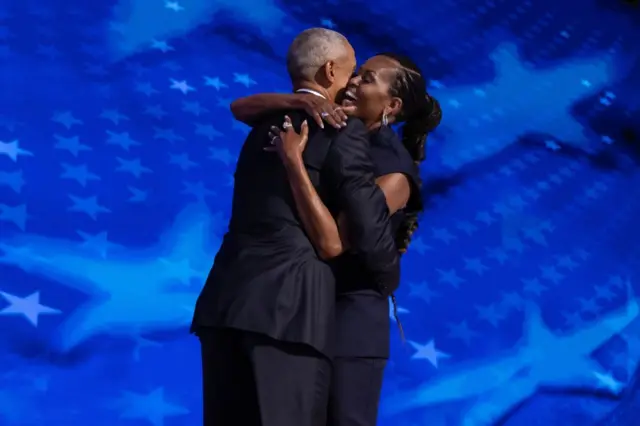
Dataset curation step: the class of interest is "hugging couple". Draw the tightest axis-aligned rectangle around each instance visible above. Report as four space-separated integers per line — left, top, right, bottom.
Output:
191 27 442 426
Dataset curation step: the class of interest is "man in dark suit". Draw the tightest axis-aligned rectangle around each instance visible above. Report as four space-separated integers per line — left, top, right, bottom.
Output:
191 28 400 426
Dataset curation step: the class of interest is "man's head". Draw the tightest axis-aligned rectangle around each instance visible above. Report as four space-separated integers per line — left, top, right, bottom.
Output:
286 28 356 102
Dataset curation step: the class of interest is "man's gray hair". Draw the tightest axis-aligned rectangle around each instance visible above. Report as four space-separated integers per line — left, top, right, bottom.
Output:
286 28 350 82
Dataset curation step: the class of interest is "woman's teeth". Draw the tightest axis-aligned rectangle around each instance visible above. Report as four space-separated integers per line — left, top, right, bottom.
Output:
344 91 357 101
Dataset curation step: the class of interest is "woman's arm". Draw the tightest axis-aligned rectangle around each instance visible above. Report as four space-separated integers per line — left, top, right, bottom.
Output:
284 153 344 260
336 173 411 248
231 94 302 126
284 167 411 260
375 173 412 214
273 118 411 259
231 93 347 128
285 167 411 259
283 156 411 259
272 117 343 260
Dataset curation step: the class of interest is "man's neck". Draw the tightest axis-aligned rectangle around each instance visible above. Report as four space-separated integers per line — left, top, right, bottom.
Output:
292 81 333 102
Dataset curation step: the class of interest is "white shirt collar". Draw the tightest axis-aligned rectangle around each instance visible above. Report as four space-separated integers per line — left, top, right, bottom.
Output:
295 88 326 99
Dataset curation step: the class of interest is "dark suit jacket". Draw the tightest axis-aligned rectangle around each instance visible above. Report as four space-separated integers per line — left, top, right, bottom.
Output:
331 126 423 358
191 111 400 355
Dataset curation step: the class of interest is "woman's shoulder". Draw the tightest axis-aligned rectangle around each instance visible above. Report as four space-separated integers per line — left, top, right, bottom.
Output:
370 127 420 181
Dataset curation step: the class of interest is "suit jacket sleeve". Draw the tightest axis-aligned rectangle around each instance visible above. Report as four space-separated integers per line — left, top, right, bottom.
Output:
323 119 400 294
372 127 424 214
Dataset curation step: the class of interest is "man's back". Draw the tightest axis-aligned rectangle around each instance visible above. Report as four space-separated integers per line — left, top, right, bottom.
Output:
192 111 339 354
231 117 301 235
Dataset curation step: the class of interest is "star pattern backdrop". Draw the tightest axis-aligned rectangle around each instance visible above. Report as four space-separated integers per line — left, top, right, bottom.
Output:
1 0 640 425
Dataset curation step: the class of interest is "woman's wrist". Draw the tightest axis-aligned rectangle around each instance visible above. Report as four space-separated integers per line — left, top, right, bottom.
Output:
283 151 304 171
290 93 309 110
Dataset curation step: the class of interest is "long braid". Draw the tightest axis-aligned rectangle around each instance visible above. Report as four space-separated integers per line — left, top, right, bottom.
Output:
390 196 420 343
396 211 421 252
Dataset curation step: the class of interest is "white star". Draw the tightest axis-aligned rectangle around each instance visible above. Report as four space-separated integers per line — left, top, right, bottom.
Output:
233 73 256 87
593 371 624 394
204 76 228 90
0 291 61 326
164 1 184 11
544 140 561 151
601 135 613 144
0 140 33 162
150 39 174 53
409 339 450 368
116 387 189 425
169 79 195 95
320 19 335 29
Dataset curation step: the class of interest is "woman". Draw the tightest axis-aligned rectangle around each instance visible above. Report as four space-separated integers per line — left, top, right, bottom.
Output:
231 53 442 425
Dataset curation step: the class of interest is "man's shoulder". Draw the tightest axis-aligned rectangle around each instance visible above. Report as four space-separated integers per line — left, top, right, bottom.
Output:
249 112 364 136
316 117 371 169
248 110 316 139
327 117 368 146
257 110 309 127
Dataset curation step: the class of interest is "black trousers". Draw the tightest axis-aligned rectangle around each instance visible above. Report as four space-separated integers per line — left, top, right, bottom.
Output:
198 327 331 426
328 356 387 426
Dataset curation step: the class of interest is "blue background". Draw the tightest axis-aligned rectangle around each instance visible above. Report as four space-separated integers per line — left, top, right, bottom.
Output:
1 0 640 424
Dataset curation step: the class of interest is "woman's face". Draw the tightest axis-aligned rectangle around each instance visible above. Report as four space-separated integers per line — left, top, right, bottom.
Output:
341 55 402 128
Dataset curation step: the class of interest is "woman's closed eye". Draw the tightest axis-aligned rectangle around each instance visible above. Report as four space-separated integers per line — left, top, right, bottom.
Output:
360 71 375 84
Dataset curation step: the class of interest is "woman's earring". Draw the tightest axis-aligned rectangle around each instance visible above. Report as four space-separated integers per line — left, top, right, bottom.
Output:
382 112 388 126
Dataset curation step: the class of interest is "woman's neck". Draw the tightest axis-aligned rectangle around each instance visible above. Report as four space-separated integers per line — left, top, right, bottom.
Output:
364 116 396 131
365 121 382 131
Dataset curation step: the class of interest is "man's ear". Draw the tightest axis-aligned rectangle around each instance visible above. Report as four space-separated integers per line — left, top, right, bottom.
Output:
322 61 336 83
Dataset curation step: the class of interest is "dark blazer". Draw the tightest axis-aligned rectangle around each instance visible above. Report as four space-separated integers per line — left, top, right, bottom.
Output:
191 112 400 356
331 126 423 358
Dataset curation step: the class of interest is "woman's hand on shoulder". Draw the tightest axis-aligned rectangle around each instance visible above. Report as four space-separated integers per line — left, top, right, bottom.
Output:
265 115 309 165
294 94 349 129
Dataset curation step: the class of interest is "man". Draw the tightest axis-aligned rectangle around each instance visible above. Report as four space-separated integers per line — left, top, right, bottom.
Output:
191 28 400 426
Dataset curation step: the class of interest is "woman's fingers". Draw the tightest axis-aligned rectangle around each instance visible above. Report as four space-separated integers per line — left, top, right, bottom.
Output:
268 127 279 142
266 124 280 151
335 107 349 122
279 117 291 139
320 110 341 129
279 109 347 136
318 106 348 129
299 120 309 142
282 115 293 132
311 111 324 128
308 103 344 129
329 107 348 127
264 117 309 153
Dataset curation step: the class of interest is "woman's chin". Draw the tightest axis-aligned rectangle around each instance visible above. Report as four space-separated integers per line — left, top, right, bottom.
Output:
341 99 355 107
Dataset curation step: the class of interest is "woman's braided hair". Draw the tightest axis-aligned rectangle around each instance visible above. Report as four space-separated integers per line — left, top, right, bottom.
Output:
380 53 443 340
380 53 442 252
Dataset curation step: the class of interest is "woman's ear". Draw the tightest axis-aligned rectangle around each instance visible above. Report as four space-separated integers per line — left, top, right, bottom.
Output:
389 97 403 118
